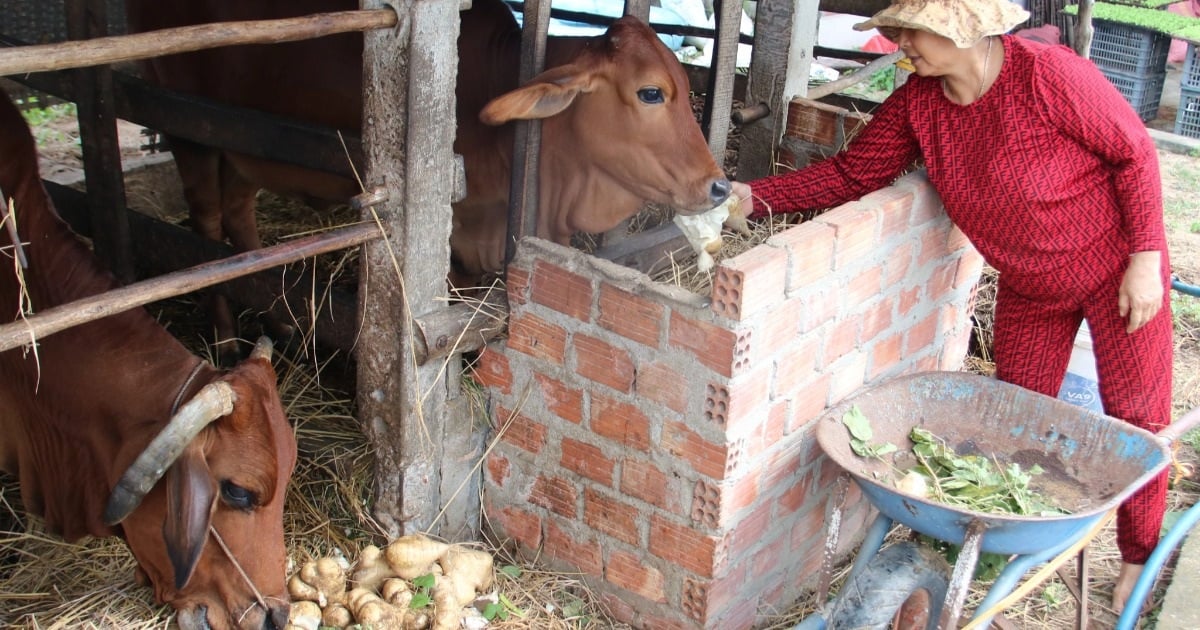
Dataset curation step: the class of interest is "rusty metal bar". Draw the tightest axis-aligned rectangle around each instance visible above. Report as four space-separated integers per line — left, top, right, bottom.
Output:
0 9 397 76
0 222 382 352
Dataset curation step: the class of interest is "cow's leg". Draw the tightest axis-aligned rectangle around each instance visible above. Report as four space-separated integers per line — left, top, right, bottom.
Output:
219 165 298 353
168 138 241 361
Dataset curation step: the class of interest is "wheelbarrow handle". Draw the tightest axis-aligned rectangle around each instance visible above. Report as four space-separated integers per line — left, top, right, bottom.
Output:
1156 405 1200 445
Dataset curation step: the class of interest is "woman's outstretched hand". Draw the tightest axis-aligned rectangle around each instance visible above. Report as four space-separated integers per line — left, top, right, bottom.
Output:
730 181 755 217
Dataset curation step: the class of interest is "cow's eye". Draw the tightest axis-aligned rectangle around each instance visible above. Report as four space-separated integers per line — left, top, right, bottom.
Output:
637 87 664 104
220 480 259 510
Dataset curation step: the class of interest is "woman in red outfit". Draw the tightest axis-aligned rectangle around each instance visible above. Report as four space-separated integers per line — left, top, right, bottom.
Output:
730 0 1173 615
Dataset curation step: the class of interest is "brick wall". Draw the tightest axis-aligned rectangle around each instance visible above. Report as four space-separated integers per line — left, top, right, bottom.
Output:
471 169 984 628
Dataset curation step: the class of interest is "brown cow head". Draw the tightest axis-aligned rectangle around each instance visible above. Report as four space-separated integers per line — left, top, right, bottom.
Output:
479 15 731 236
106 339 297 630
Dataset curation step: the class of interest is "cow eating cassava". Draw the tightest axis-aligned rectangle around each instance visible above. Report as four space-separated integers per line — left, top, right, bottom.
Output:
0 89 297 630
124 0 731 359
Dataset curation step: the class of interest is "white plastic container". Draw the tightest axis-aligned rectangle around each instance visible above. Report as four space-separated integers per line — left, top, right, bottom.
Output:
1056 321 1104 413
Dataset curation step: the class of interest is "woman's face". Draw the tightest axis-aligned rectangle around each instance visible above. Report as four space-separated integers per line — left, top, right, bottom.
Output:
889 28 964 77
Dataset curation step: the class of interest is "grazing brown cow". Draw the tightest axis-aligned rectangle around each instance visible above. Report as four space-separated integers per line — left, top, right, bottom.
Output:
0 89 296 630
124 0 730 358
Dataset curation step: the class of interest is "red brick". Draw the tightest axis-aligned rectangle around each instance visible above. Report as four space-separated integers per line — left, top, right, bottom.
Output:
947 224 971 252
640 613 692 630
530 475 578 518
955 249 984 288
531 260 593 321
634 360 689 414
860 296 895 344
728 498 772 557
905 174 943 225
470 347 512 394
917 223 953 267
718 367 772 435
828 352 868 403
683 565 751 626
774 336 820 398
544 520 603 576
668 311 738 377
822 318 859 367
925 263 956 302
787 374 831 434
486 452 510 488
729 472 759 513
710 244 788 320
818 205 879 270
884 243 916 286
870 332 905 378
649 515 721 577
574 333 635 393
898 285 922 318
591 393 651 452
583 488 641 546
505 266 530 306
752 535 792 586
532 373 583 424
598 283 664 346
768 221 835 291
749 296 803 366
606 550 666 603
621 458 675 512
906 311 938 356
506 312 567 364
777 472 811 514
488 502 542 550
661 420 727 479
845 264 884 311
799 289 839 334
599 592 637 627
494 406 548 454
561 438 615 486
751 400 789 460
707 587 759 630
875 184 915 237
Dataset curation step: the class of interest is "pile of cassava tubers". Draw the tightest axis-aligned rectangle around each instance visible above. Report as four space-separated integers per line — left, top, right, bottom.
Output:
285 532 495 630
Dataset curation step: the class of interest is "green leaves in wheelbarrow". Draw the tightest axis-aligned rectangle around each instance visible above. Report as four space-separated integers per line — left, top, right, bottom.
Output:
842 405 897 459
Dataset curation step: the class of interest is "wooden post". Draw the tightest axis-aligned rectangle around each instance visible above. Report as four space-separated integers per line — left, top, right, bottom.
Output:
1074 0 1094 59
736 0 820 180
504 0 552 267
67 0 134 283
701 0 743 164
356 0 464 538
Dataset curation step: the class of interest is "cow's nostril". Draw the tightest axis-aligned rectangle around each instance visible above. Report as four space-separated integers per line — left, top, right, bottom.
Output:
266 604 290 630
711 178 732 205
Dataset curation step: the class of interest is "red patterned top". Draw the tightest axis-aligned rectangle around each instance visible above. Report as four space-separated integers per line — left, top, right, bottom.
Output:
747 35 1165 301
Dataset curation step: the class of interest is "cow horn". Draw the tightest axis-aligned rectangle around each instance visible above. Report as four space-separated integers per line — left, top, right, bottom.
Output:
104 380 237 526
250 336 274 362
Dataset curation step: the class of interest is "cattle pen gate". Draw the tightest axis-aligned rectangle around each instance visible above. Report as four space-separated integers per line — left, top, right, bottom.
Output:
1 0 997 627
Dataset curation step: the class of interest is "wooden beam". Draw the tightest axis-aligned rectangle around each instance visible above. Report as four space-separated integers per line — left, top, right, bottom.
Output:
0 9 397 76
0 214 381 353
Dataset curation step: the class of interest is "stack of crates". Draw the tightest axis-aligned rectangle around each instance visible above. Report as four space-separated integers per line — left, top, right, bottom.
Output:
1089 19 1172 122
1177 44 1200 139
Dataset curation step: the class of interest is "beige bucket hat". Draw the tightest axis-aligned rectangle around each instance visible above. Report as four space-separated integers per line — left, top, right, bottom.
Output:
854 0 1031 48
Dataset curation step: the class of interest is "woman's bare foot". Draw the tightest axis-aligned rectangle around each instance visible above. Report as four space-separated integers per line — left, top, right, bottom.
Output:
1112 562 1145 615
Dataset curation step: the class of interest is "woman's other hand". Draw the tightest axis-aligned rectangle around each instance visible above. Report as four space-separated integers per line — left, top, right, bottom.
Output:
1120 251 1164 333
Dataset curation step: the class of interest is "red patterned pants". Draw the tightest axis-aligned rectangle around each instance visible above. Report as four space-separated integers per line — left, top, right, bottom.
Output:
991 268 1173 565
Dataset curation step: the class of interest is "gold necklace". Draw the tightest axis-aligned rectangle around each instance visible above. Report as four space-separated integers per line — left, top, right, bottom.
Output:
977 36 994 101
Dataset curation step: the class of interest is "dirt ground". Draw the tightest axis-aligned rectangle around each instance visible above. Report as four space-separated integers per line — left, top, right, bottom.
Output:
8 96 1200 629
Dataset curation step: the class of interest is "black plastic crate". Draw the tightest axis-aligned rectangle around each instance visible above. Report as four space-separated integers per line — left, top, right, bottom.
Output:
1183 43 1200 93
1089 19 1171 76
1176 87 1200 139
1100 68 1166 122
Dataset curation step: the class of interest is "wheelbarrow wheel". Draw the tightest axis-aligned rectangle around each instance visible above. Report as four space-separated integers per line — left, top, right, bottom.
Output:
826 542 950 630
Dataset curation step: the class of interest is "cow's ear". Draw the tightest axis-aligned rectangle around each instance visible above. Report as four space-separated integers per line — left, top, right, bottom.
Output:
162 444 216 590
480 64 592 125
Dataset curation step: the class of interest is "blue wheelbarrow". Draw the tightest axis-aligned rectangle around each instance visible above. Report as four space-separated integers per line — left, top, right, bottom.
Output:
796 371 1200 630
